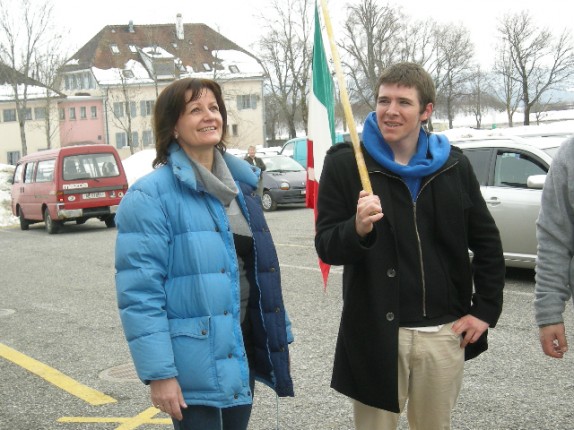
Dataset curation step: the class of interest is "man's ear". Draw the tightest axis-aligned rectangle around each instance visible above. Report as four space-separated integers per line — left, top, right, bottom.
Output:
420 103 433 122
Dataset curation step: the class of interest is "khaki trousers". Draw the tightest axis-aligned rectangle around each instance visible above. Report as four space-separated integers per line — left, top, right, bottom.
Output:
354 322 465 430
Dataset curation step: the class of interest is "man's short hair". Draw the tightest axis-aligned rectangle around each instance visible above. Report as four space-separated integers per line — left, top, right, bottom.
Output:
375 62 436 113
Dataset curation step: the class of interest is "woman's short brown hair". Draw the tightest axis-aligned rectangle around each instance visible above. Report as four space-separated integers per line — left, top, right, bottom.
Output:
152 78 227 167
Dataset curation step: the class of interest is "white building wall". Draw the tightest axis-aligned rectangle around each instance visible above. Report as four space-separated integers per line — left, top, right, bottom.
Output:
0 100 61 164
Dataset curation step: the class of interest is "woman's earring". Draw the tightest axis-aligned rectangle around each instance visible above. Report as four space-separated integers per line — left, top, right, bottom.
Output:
174 132 179 139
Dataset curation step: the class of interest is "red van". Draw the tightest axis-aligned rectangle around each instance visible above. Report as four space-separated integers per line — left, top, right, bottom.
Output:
10 144 128 234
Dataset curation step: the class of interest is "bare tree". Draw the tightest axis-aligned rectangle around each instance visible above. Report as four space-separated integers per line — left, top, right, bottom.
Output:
433 24 474 129
34 47 68 149
491 44 522 127
498 11 574 125
0 0 58 156
460 66 489 129
258 0 312 139
106 71 143 156
263 93 282 142
339 0 403 112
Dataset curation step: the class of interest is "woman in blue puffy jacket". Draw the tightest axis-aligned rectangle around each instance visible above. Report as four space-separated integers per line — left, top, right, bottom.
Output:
114 78 294 430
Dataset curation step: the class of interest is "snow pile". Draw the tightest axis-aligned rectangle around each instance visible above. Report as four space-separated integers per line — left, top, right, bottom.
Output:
0 164 18 227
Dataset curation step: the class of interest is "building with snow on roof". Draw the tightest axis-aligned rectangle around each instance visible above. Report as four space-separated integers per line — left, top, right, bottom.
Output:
58 14 266 158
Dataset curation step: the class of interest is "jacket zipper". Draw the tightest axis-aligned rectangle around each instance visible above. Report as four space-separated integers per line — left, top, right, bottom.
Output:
373 160 459 317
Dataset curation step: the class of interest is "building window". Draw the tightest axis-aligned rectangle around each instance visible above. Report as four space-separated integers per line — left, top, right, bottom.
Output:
7 151 20 165
59 108 65 120
69 107 76 120
91 106 97 119
203 63 212 71
140 100 154 116
122 69 134 79
229 65 240 73
3 109 16 122
131 131 139 147
143 130 153 146
22 108 32 120
34 107 46 120
80 106 87 119
115 132 127 148
236 94 257 110
63 72 96 90
110 44 120 54
128 44 137 53
232 124 238 136
113 102 124 118
129 101 137 117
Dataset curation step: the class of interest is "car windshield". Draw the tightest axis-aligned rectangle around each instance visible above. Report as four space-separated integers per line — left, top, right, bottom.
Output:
263 156 305 172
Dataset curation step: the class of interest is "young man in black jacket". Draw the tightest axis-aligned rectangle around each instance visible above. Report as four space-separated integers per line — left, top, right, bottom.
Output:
315 62 505 430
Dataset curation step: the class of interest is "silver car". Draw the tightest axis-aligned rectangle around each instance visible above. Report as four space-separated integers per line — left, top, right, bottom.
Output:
452 135 569 269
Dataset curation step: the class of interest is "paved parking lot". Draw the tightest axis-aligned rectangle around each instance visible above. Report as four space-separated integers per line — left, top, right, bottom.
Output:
1 206 573 429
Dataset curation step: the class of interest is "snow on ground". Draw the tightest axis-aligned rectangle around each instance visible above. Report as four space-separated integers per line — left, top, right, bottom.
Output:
0 164 18 227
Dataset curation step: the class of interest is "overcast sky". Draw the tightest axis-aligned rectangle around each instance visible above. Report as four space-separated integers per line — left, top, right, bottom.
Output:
54 0 572 69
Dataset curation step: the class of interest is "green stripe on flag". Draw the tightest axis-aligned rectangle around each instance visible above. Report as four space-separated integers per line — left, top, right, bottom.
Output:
313 4 335 145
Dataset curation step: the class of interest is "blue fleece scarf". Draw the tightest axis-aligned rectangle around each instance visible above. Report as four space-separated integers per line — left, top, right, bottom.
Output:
362 111 451 201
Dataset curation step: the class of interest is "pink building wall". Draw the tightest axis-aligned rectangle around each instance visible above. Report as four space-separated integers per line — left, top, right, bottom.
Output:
58 97 106 146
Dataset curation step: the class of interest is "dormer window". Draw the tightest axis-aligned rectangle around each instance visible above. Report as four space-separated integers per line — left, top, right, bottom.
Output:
175 59 186 72
128 45 137 53
203 63 212 71
110 44 120 54
172 43 178 49
122 69 134 79
229 65 240 73
203 45 209 51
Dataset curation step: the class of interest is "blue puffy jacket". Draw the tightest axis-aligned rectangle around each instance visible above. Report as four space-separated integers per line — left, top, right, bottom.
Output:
115 144 294 408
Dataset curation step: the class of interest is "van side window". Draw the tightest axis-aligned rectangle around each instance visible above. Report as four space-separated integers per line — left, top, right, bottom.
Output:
24 162 35 183
36 159 55 182
13 164 24 184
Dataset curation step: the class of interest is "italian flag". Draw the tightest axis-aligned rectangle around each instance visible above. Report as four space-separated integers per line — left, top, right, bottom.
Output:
306 2 336 287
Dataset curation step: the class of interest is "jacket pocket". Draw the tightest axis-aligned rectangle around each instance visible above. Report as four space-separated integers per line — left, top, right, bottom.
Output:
169 316 219 392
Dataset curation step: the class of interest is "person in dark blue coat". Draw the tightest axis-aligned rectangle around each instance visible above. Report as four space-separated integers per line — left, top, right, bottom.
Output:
115 78 294 430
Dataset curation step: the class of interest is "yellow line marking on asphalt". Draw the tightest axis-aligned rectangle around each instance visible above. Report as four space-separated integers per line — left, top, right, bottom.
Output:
58 407 171 429
0 342 116 405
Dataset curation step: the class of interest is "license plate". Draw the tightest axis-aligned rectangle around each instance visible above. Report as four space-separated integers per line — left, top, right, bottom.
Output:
82 192 106 199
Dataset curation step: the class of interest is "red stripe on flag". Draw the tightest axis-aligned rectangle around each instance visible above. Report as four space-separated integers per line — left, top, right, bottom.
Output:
307 137 330 289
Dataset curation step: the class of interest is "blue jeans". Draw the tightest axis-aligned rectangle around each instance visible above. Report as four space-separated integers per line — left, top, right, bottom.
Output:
172 375 255 430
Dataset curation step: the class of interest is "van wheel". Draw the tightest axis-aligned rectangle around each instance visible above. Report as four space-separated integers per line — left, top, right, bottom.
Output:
44 208 61 234
19 210 30 231
261 191 277 211
104 215 116 228
75 218 87 225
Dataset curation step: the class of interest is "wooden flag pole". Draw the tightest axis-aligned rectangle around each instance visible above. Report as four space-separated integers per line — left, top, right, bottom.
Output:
319 0 372 193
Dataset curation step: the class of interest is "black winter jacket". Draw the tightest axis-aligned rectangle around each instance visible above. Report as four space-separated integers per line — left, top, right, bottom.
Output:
315 143 505 413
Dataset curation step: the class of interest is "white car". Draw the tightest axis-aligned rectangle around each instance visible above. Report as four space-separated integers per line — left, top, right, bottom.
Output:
452 135 569 269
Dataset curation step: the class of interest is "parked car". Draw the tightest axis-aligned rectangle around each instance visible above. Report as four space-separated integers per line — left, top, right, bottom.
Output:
10 144 128 234
279 132 360 168
260 155 307 211
452 135 566 268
